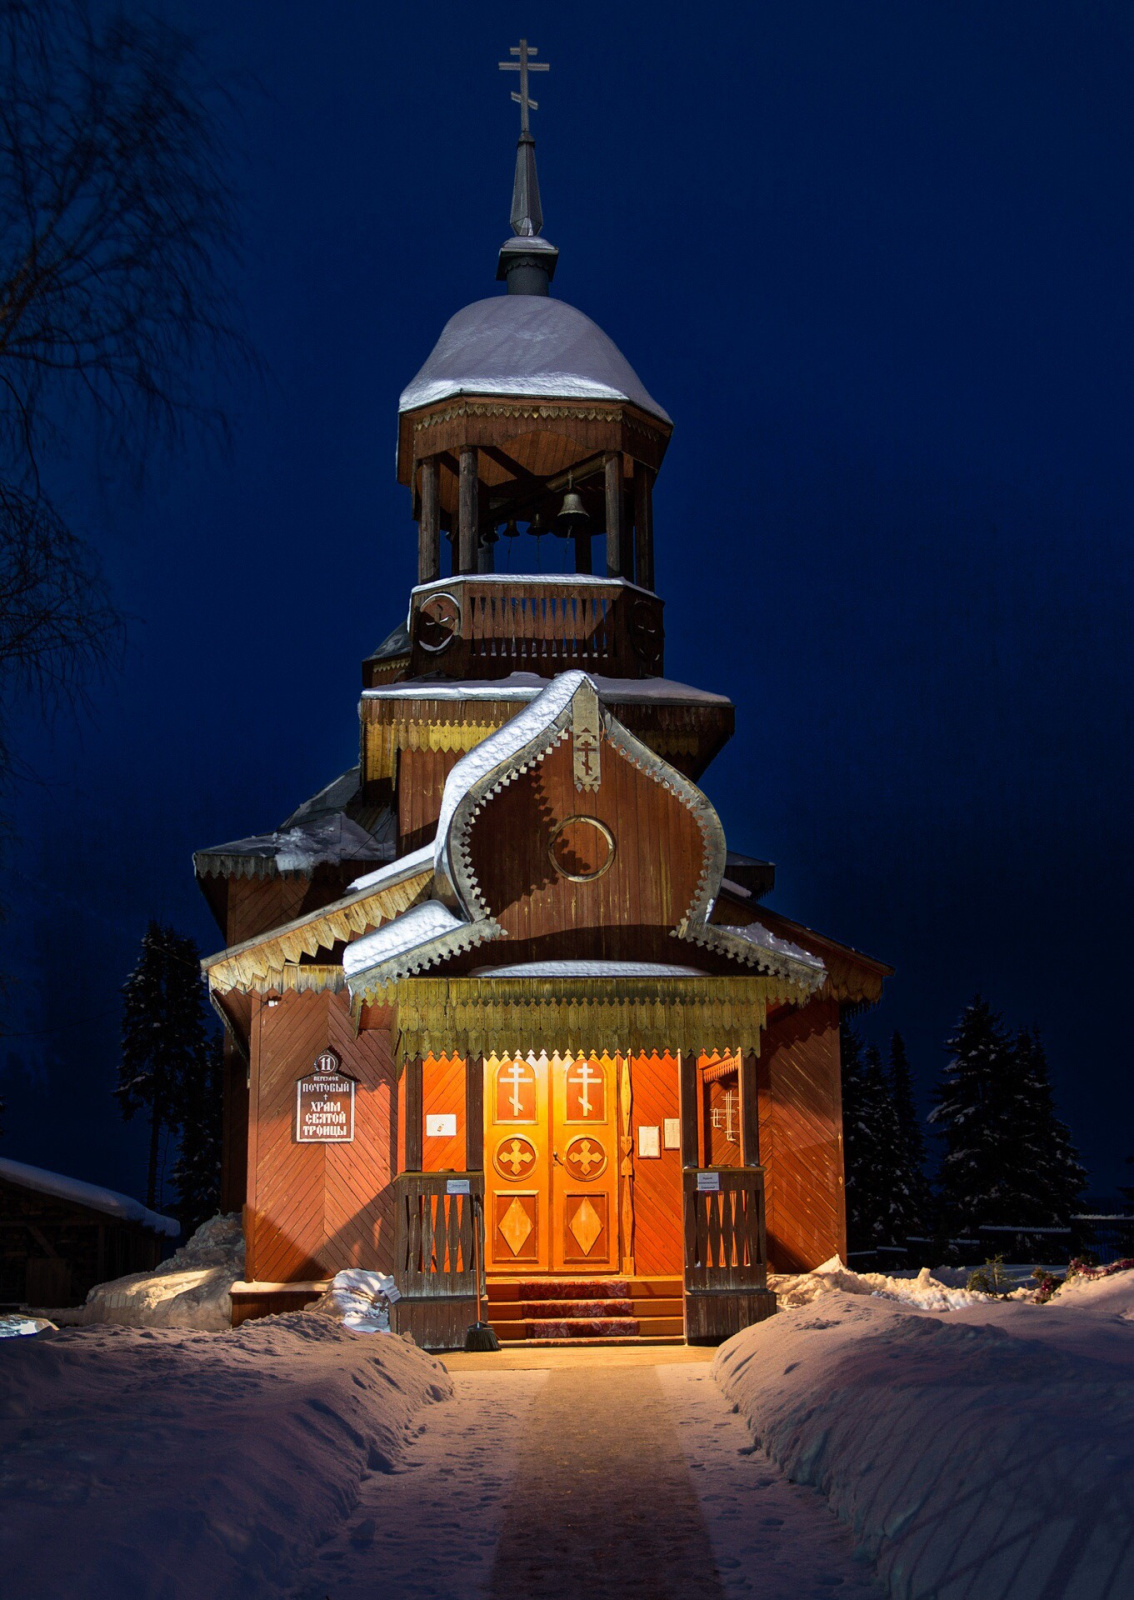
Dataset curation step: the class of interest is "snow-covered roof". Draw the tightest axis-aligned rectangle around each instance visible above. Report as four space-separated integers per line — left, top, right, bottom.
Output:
342 901 480 981
398 296 671 425
348 842 435 895
194 814 385 880
472 960 706 978
0 1156 179 1236
715 922 826 974
363 670 730 708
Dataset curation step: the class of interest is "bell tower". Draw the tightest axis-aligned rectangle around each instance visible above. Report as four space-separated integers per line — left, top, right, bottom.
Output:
385 39 674 686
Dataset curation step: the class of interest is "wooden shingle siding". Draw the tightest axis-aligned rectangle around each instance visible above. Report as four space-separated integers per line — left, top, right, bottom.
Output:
758 999 846 1273
246 990 397 1283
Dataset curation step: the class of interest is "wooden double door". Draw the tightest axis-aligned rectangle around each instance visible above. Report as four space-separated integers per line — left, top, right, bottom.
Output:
485 1052 620 1274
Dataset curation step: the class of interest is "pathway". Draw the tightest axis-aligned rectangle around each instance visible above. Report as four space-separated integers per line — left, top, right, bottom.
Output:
289 1347 882 1600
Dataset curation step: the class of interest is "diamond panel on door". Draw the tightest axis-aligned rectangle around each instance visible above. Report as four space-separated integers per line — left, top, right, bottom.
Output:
494 1192 540 1263
563 1193 608 1263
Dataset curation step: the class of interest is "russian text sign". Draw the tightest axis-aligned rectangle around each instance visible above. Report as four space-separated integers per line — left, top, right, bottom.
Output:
295 1049 356 1143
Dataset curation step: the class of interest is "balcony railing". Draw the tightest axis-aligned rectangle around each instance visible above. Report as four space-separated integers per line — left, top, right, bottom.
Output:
407 577 664 681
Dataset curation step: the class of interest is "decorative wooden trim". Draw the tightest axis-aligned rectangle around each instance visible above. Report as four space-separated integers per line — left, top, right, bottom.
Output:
356 974 777 1059
619 1053 635 1274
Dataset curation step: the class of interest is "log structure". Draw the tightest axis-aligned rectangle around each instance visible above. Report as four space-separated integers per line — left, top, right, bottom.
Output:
194 56 891 1345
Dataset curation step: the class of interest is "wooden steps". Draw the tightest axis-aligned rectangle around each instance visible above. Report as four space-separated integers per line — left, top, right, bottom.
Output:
486 1275 684 1344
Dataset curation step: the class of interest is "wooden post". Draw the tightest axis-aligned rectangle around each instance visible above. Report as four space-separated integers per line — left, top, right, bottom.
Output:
604 453 623 577
458 447 479 575
465 1055 484 1172
739 1050 760 1167
418 457 440 584
405 1056 423 1171
634 464 655 591
679 1050 699 1167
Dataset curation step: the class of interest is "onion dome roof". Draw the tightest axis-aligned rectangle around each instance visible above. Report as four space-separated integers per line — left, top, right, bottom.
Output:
398 295 671 425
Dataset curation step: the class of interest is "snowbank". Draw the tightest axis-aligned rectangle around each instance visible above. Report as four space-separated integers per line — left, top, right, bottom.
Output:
770 1255 995 1311
715 1266 1134 1600
77 1213 244 1331
0 1312 452 1599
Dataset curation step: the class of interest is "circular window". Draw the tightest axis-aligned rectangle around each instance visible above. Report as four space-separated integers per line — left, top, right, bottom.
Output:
415 591 461 652
548 816 616 882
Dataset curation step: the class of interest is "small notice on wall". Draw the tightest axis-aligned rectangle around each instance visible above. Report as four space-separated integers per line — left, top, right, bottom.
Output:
445 1177 471 1196
696 1170 721 1193
637 1125 661 1159
426 1113 457 1138
295 1049 355 1143
663 1118 680 1149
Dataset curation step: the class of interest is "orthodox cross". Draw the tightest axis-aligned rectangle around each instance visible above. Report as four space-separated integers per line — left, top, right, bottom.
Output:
569 1059 600 1117
502 1060 530 1117
498 39 549 138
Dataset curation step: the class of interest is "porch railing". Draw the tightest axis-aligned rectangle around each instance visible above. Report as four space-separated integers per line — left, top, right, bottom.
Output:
408 577 664 680
392 1171 485 1299
682 1167 768 1292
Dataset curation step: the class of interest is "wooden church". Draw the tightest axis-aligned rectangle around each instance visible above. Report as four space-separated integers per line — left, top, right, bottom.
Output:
196 44 889 1346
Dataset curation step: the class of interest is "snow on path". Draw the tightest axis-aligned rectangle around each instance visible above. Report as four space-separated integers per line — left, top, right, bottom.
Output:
291 1355 881 1600
656 1365 883 1600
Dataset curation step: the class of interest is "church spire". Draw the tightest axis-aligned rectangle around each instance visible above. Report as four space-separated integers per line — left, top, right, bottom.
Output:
496 39 559 296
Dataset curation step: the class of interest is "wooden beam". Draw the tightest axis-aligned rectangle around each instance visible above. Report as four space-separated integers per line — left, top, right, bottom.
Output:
679 1051 699 1167
458 447 479 574
466 1056 484 1171
634 463 655 590
480 444 539 482
405 1055 423 1171
604 453 623 577
739 1051 760 1167
418 457 440 584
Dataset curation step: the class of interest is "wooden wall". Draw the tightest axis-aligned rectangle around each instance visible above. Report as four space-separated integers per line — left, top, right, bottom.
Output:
628 1051 683 1275
466 736 705 963
398 748 462 855
757 998 846 1273
246 990 397 1282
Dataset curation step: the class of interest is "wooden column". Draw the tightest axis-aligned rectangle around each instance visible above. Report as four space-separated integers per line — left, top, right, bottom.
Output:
739 1050 760 1167
604 452 623 577
465 1055 484 1172
458 447 479 575
634 464 655 590
679 1050 700 1167
404 1056 423 1171
418 457 440 584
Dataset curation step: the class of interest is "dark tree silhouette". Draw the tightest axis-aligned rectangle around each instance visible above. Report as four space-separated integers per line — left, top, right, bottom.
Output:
888 1031 931 1238
0 0 249 793
1009 1026 1085 1225
170 1033 224 1236
117 921 211 1210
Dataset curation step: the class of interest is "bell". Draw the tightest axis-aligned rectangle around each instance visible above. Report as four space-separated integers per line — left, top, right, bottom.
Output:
557 489 589 537
528 512 545 537
503 518 519 540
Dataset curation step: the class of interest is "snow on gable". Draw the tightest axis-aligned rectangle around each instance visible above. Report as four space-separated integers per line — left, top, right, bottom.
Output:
0 1156 179 1236
348 842 435 895
434 669 587 897
340 902 473 985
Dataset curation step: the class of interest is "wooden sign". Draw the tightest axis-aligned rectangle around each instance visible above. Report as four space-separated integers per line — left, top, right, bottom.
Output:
295 1049 355 1143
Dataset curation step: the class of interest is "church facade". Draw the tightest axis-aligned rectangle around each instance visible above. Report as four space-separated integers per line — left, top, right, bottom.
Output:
196 51 889 1346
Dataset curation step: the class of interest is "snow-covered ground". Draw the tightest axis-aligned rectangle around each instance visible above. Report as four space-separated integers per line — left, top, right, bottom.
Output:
68 1213 245 1331
0 1314 450 1599
715 1264 1134 1600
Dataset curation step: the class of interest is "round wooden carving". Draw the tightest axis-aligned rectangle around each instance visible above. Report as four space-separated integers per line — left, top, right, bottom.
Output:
415 591 461 652
564 1134 607 1181
547 816 615 882
628 598 663 668
493 1134 538 1181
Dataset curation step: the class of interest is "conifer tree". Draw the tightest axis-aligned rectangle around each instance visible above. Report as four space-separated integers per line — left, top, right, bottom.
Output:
842 1023 899 1252
888 1031 931 1238
1008 1027 1085 1225
170 1034 224 1236
117 921 210 1210
929 996 1015 1236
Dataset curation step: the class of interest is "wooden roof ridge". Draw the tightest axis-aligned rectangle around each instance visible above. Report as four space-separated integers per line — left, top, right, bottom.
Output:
202 853 435 994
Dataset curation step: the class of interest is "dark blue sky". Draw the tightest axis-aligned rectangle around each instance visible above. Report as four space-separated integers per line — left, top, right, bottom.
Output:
3 0 1132 1206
